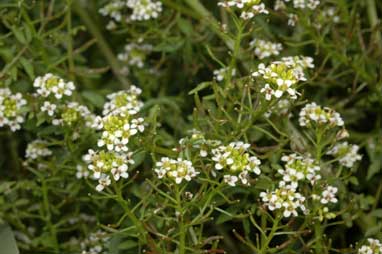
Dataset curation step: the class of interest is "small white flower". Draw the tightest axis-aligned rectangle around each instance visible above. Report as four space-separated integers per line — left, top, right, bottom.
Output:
213 67 236 82
41 101 57 116
250 39 282 59
320 186 338 204
25 140 52 160
327 142 362 168
96 174 111 192
76 165 89 179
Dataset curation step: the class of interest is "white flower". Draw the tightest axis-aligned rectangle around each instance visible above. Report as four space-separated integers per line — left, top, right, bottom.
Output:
288 14 298 26
299 102 344 128
0 88 27 132
291 0 320 9
80 230 109 254
253 57 313 101
41 101 57 116
250 39 283 59
96 174 111 192
154 157 199 184
224 175 239 186
76 165 90 179
320 186 338 204
83 150 134 190
94 87 145 153
260 185 306 218
25 140 52 160
33 73 75 99
211 141 261 186
213 67 236 82
358 238 382 254
218 0 268 19
117 42 153 68
126 0 163 21
279 153 321 187
327 142 362 168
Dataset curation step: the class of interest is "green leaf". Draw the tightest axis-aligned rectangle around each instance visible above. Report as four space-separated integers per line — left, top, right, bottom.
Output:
19 57 34 80
188 82 211 95
177 18 193 36
118 240 138 250
370 209 382 218
0 224 19 254
254 175 274 190
10 26 26 44
82 90 105 108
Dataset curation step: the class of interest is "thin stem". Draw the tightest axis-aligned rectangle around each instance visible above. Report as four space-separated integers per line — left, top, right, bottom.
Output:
260 215 281 253
175 184 186 254
66 0 75 79
41 178 59 253
72 2 130 88
366 0 382 52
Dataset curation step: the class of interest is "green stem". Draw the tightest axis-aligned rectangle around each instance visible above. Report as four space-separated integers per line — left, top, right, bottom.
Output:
175 184 186 254
113 181 147 243
314 221 323 253
260 215 281 253
314 129 324 253
366 0 382 52
315 128 323 161
72 2 130 88
41 178 59 253
66 0 75 79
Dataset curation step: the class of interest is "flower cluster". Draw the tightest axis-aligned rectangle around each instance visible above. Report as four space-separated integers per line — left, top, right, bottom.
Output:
218 0 268 20
99 0 162 26
33 73 75 99
211 142 261 186
298 102 344 128
213 67 236 82
80 230 109 254
293 0 320 10
83 149 134 191
97 87 145 152
126 0 163 21
279 0 319 10
83 86 145 191
25 140 52 160
260 184 306 217
327 142 362 168
261 152 340 218
99 1 125 22
50 102 97 128
253 56 314 101
154 157 199 184
281 56 315 74
358 239 382 254
250 39 283 59
32 74 97 129
117 41 153 69
0 88 27 131
102 86 143 116
278 153 321 188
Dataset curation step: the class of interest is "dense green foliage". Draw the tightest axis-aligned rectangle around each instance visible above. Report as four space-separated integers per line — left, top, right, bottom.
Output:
0 0 381 253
